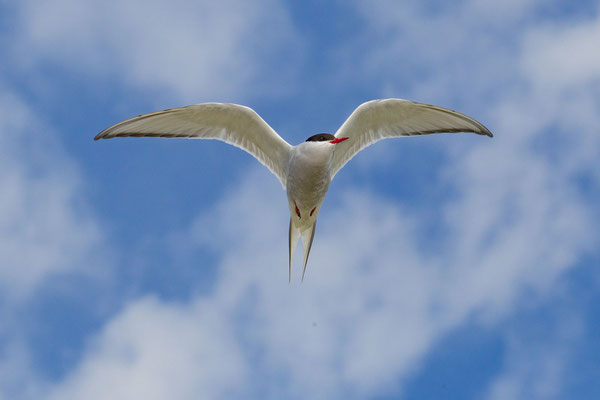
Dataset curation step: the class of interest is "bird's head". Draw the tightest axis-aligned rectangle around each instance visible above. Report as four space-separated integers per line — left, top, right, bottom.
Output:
305 133 349 145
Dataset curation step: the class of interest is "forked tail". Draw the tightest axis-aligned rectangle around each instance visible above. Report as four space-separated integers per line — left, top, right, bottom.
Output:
288 219 317 282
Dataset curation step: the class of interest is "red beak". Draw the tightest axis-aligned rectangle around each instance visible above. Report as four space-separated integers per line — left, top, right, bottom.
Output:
330 137 349 144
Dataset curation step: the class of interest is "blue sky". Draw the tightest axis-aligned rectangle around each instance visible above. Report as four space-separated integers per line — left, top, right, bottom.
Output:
1 0 599 399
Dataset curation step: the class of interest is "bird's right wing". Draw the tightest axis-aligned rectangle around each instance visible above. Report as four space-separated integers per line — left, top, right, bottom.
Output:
329 99 492 179
95 103 292 187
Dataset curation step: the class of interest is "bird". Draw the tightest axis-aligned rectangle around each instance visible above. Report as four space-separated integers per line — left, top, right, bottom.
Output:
95 98 492 281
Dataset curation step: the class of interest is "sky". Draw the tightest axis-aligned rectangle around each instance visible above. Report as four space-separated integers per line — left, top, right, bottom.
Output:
1 0 599 399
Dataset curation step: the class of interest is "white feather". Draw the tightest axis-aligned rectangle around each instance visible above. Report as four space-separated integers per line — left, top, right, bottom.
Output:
330 99 493 179
95 103 292 187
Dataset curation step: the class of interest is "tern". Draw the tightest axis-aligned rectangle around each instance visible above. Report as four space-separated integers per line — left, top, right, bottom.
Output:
95 98 492 281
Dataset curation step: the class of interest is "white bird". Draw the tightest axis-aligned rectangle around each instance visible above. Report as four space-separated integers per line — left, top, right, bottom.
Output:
95 98 492 281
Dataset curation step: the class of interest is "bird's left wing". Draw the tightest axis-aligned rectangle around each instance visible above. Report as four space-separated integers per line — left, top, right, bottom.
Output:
95 103 292 187
329 99 492 179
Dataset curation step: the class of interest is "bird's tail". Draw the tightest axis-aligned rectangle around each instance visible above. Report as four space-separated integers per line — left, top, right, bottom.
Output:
300 221 317 281
288 218 317 282
289 219 300 283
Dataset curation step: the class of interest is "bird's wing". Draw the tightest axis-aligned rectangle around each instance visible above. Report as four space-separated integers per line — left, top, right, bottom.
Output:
329 99 492 179
95 103 292 187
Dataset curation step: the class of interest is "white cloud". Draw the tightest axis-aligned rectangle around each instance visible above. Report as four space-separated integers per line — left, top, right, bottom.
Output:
521 13 600 92
0 92 104 303
0 337 43 400
486 313 582 400
46 296 246 400
0 88 115 400
11 0 302 102
344 1 525 105
47 142 594 398
42 2 600 397
518 11 600 178
337 1 600 396
4 1 598 399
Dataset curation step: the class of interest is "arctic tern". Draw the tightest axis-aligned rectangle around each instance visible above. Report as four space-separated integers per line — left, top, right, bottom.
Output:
95 98 492 281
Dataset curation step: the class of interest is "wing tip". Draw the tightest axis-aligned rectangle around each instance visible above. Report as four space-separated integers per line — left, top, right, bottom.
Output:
479 127 494 138
94 129 113 140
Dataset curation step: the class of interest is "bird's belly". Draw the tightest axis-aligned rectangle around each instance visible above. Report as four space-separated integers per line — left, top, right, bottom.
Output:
286 153 331 227
289 177 329 208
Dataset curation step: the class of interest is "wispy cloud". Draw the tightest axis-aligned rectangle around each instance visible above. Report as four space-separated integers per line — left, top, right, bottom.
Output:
0 92 104 303
46 144 594 399
45 296 247 400
9 0 303 103
1 1 599 399
486 311 583 400
0 88 113 400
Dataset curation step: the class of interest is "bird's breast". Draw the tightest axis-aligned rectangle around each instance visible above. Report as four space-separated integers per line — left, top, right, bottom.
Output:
286 145 332 225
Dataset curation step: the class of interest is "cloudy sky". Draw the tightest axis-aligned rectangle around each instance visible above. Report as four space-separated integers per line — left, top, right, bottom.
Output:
1 1 599 399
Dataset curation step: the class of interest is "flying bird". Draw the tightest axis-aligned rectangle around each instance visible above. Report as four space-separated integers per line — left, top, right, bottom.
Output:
95 99 492 281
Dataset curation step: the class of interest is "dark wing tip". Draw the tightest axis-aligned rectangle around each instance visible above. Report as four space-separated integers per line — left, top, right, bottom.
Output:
480 126 494 138
94 128 113 141
468 119 493 138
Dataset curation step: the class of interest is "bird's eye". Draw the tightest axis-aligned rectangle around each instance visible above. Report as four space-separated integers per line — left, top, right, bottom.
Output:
319 136 325 141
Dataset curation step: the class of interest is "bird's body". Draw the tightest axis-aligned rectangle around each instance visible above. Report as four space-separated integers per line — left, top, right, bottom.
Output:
287 140 332 227
286 139 336 279
95 99 492 281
